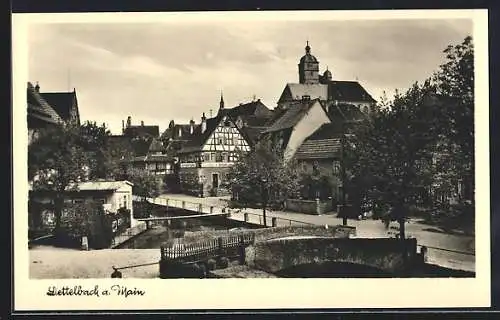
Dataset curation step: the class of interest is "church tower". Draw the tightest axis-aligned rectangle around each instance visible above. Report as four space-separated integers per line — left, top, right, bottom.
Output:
298 41 320 84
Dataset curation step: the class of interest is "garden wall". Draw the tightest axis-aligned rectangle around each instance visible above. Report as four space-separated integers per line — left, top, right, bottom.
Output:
285 198 334 215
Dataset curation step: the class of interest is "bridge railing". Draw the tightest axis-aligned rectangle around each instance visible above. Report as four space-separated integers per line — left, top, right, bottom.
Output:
161 233 255 263
134 195 225 215
230 209 316 227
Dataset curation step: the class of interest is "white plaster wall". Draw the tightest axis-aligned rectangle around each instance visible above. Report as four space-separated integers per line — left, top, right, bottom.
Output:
284 101 331 162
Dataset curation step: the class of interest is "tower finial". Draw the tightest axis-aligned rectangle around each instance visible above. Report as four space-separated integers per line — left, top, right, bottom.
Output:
220 90 225 109
305 40 311 54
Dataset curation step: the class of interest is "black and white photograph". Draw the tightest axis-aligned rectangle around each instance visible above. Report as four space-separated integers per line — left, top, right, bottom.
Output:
13 9 490 310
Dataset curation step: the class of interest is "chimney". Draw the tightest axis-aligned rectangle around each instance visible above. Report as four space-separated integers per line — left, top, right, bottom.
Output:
35 82 40 92
257 98 261 102
189 119 195 134
122 120 125 132
201 112 207 133
126 116 131 128
141 121 144 126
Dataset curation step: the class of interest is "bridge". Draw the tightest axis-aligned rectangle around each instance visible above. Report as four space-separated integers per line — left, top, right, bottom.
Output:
133 195 229 227
158 225 357 278
246 236 421 276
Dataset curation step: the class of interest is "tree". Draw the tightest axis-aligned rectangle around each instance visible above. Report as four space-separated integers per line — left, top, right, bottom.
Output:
28 123 89 233
224 144 301 227
79 121 114 179
60 201 113 249
125 168 161 213
432 36 474 206
347 81 438 239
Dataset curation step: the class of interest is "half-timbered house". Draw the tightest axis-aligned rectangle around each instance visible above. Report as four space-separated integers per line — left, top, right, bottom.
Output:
177 111 252 197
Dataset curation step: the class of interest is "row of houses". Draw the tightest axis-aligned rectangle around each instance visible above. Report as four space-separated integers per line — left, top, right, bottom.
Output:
106 42 376 201
27 81 138 235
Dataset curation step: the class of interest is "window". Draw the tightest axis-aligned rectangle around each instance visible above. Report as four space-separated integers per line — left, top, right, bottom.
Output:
211 153 216 162
73 198 84 204
93 197 106 204
123 195 127 208
224 120 231 127
222 152 228 162
332 160 341 175
216 153 223 162
218 138 223 145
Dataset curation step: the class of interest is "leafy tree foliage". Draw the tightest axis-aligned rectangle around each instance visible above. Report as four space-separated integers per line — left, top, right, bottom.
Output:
125 168 161 202
28 123 89 231
60 201 113 249
347 36 474 236
224 144 301 226
79 121 111 179
347 81 438 238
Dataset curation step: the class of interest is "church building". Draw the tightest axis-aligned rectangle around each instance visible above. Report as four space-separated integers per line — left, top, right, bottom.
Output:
277 42 377 114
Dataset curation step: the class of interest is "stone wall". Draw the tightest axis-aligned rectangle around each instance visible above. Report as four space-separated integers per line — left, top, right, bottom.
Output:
285 198 335 215
247 237 418 275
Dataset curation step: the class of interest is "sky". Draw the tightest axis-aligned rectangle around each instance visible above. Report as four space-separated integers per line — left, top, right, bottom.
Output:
28 17 472 135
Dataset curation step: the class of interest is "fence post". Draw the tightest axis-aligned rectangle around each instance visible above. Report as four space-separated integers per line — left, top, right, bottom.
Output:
238 235 245 265
272 217 277 227
210 206 214 214
182 201 186 209
244 213 248 222
198 203 202 213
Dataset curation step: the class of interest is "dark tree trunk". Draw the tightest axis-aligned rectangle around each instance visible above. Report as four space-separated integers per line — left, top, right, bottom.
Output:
262 205 267 227
53 195 64 233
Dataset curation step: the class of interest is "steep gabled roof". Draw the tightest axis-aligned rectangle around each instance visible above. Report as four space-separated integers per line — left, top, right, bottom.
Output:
327 81 376 103
148 137 165 153
178 113 253 154
278 83 328 103
40 91 78 122
227 100 273 118
264 99 322 133
27 82 63 125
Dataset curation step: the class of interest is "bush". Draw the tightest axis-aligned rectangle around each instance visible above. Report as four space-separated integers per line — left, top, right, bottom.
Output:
59 201 113 249
217 257 229 269
207 259 217 271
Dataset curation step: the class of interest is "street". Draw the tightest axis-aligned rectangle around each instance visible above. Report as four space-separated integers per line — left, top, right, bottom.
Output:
157 193 475 272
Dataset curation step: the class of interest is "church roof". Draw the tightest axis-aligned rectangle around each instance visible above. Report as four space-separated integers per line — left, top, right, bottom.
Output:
27 82 63 125
278 81 376 104
40 91 78 122
327 81 376 103
278 83 328 103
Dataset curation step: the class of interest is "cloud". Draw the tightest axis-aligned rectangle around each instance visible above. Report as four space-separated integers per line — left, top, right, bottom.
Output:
28 18 472 135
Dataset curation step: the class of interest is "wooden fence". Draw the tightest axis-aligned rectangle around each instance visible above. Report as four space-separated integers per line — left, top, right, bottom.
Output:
160 233 255 264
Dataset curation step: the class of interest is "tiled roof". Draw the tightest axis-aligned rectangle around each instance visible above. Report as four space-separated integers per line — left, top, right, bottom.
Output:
148 137 165 153
27 82 63 125
327 81 376 103
264 99 318 133
227 100 273 118
327 103 367 122
295 138 341 160
40 91 78 121
131 154 172 162
66 180 133 191
123 125 160 138
178 113 253 154
278 81 376 104
278 83 328 103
